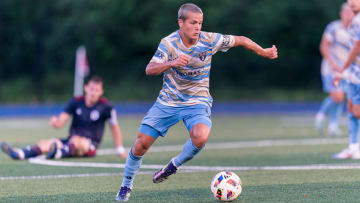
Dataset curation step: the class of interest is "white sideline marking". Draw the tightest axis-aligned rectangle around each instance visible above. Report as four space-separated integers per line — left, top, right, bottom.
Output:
28 157 360 171
0 171 154 181
97 138 347 155
5 162 360 181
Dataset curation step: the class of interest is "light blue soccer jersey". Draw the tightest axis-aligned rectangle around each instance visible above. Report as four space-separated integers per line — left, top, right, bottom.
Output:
150 30 235 107
321 20 351 76
348 13 360 84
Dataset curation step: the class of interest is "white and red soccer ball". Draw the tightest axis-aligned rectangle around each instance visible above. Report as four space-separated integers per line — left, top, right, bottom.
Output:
211 171 242 201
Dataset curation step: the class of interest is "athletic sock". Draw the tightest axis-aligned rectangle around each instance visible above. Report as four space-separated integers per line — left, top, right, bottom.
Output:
21 145 42 159
349 143 360 152
329 102 344 129
318 96 335 116
58 143 76 158
348 113 359 144
173 139 203 167
122 149 143 188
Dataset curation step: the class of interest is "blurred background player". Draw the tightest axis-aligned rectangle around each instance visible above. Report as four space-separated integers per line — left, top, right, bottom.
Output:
333 0 360 159
1 76 127 160
115 3 278 201
315 3 354 137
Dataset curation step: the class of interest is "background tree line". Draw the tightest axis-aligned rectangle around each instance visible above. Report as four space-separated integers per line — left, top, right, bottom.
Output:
0 0 345 103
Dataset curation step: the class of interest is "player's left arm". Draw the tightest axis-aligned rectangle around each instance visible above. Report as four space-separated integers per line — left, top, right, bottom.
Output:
109 123 127 158
108 108 127 158
334 40 360 85
233 36 278 60
341 40 360 72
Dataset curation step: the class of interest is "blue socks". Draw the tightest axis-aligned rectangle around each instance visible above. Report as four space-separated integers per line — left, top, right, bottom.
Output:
173 139 203 167
329 102 344 128
121 139 202 188
22 145 42 158
122 149 143 188
348 113 359 144
59 143 76 158
318 96 335 115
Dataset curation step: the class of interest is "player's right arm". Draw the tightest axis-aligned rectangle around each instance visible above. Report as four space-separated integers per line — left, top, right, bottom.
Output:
145 55 189 76
320 22 340 72
49 97 75 129
49 112 70 129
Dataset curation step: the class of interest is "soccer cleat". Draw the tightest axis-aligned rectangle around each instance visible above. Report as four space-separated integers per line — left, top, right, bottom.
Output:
1 142 23 160
46 142 58 159
152 160 178 183
327 127 343 137
332 147 360 159
115 186 132 201
351 150 360 160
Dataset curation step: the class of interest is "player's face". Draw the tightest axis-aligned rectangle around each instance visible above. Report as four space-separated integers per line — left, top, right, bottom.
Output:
341 5 355 26
178 12 203 41
348 0 360 13
84 81 103 104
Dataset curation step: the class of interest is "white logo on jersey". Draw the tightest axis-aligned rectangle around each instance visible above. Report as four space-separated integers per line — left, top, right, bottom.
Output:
76 108 82 115
90 110 100 121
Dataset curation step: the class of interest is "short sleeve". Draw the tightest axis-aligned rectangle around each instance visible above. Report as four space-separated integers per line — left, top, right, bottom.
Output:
103 104 118 126
212 33 235 54
323 22 335 42
64 98 76 115
150 39 169 63
108 108 118 126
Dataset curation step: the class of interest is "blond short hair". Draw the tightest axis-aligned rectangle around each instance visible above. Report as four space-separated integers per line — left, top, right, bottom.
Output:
178 3 203 20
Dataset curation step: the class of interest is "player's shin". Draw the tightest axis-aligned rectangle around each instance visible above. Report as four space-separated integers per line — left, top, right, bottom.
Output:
48 143 76 159
21 145 42 159
173 138 203 167
318 96 335 116
328 102 344 136
348 113 359 146
121 148 143 188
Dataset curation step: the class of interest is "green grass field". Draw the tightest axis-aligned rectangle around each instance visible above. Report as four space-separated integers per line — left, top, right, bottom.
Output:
1 114 359 202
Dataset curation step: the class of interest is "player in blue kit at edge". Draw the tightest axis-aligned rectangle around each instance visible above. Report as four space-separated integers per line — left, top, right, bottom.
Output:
315 3 354 137
115 3 278 201
1 76 127 160
333 0 360 159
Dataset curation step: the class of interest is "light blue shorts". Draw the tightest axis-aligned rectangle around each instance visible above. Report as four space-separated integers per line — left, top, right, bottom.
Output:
348 83 360 105
322 74 343 93
139 102 212 139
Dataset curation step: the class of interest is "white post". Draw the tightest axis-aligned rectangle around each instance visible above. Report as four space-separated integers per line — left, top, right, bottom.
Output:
74 65 84 96
74 46 89 96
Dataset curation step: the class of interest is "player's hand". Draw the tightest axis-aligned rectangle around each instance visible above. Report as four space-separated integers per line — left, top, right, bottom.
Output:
116 146 127 158
49 116 58 128
261 45 278 59
333 75 342 87
170 55 190 67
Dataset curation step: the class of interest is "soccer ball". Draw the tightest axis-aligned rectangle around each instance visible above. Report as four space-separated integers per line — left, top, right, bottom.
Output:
210 171 242 201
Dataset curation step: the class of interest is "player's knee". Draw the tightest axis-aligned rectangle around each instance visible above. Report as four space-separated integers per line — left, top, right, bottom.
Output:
69 137 90 156
191 124 210 148
331 92 344 103
354 107 360 118
133 133 152 156
37 140 48 152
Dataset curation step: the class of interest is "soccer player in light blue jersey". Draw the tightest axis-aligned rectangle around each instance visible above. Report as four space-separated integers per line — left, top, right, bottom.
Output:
333 0 360 159
115 3 278 201
315 3 354 136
